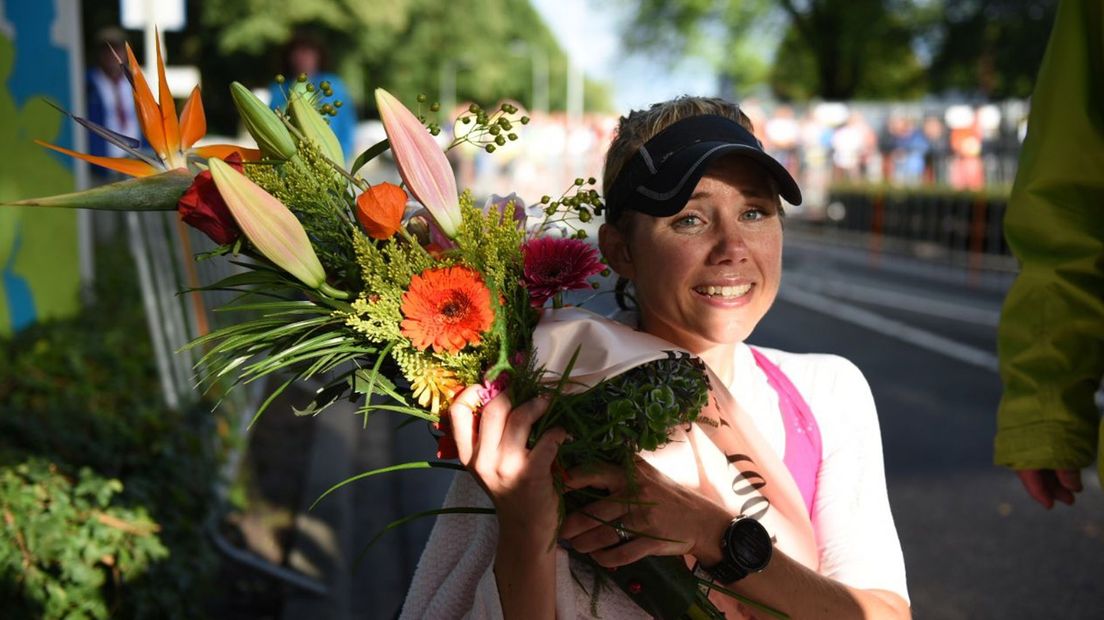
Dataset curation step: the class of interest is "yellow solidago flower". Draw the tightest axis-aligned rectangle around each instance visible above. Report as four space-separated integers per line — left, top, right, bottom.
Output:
410 366 463 414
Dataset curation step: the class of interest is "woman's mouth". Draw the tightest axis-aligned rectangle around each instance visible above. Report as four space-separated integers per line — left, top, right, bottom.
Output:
692 283 753 299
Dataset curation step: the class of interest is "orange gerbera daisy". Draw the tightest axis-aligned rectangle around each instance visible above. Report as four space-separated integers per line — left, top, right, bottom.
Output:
401 266 494 354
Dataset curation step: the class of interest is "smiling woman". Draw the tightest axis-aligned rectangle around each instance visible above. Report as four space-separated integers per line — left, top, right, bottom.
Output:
601 158 785 358
402 97 911 620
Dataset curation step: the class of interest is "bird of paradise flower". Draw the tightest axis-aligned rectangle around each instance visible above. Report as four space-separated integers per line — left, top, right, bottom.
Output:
36 33 257 178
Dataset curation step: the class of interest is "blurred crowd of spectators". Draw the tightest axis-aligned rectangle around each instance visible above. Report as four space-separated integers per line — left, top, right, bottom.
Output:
430 99 1029 219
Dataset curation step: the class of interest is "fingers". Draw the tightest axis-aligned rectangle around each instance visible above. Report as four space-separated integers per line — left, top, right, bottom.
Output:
501 395 550 452
589 536 654 568
529 427 569 471
1056 469 1083 494
1017 469 1084 508
1017 470 1055 508
563 463 626 493
1017 469 1081 508
475 392 513 460
569 521 624 554
448 385 484 465
561 496 630 539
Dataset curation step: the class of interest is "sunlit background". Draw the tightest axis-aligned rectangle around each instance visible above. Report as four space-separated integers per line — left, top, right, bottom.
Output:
3 1 1101 619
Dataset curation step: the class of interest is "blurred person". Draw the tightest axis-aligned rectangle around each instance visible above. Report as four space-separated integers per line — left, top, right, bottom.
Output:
877 113 904 182
996 0 1104 509
892 117 928 185
401 96 909 619
85 27 141 183
831 112 876 182
799 108 833 213
947 107 984 190
269 32 357 159
921 115 949 185
765 105 800 177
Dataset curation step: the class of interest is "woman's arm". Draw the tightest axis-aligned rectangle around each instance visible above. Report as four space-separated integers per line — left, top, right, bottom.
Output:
449 388 567 620
562 460 910 620
700 541 910 619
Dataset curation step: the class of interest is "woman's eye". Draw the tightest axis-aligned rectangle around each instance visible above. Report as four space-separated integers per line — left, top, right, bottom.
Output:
672 214 703 228
740 207 769 221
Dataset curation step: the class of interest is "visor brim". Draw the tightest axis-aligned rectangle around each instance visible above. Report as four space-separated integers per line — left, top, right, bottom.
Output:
630 142 802 217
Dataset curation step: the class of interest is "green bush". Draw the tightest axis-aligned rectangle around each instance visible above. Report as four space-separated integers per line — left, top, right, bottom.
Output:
0 244 225 618
0 459 167 619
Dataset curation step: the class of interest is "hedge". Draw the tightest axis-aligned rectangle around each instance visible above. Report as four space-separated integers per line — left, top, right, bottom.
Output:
0 244 226 619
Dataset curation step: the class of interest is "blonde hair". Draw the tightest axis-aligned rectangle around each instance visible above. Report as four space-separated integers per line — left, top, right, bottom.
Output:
602 96 755 224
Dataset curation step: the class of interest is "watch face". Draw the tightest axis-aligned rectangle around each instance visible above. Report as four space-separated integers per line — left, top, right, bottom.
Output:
729 517 773 572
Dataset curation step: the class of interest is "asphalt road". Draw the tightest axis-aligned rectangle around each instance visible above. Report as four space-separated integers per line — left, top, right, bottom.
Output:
758 237 1104 619
357 235 1104 619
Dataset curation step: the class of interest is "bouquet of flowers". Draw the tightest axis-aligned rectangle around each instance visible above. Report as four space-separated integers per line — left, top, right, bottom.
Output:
7 36 786 619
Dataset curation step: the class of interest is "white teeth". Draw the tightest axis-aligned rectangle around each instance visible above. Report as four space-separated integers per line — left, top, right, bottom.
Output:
695 284 752 298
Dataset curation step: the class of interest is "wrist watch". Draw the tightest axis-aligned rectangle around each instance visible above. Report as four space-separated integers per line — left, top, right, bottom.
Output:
703 515 773 583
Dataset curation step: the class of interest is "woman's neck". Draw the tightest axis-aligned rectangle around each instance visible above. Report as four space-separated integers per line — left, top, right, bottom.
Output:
695 343 739 387
635 312 740 385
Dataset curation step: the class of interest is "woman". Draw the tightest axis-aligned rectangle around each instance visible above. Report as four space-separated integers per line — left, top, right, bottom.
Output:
401 97 910 619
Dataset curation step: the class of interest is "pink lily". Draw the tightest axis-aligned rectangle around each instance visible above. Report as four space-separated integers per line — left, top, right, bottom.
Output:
375 88 461 238
207 158 346 299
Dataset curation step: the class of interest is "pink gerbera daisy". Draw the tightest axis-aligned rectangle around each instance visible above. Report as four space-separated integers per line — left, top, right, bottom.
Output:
522 237 604 307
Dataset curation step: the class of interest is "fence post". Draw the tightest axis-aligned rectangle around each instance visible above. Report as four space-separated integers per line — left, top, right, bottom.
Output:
968 195 988 287
869 190 884 266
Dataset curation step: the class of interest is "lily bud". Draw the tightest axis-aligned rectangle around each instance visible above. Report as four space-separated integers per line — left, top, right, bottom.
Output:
288 84 344 168
208 158 326 289
230 82 297 160
375 88 461 238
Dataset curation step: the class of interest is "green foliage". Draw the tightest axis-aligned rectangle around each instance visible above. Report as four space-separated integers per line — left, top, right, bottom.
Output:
454 195 525 303
0 244 224 618
769 8 927 101
0 459 168 620
344 192 533 413
621 0 777 98
247 140 360 287
534 356 712 474
621 0 1053 101
926 0 1058 99
170 0 613 130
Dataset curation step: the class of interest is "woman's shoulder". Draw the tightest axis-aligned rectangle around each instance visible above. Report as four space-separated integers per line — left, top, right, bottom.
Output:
750 345 871 395
749 345 879 445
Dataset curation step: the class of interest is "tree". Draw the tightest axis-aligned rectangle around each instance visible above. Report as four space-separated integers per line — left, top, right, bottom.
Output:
926 0 1057 99
85 0 611 135
768 2 928 101
622 0 932 101
621 0 1055 102
191 0 610 129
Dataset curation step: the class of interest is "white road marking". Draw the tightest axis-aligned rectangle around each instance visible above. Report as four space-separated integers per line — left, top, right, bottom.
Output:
784 271 1002 327
778 285 999 371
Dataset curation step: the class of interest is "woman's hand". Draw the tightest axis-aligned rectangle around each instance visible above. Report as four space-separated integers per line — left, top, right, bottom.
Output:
449 386 569 619
448 386 569 535
560 459 732 568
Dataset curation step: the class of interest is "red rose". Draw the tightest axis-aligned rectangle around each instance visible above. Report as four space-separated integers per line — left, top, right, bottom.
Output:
178 153 244 245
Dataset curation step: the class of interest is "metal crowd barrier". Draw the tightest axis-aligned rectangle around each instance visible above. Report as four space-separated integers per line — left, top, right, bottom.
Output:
122 210 326 595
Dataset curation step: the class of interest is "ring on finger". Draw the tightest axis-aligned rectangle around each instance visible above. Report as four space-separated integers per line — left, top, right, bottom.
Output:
614 520 633 543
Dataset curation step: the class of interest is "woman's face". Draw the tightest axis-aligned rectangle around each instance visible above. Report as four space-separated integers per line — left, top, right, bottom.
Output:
600 155 783 352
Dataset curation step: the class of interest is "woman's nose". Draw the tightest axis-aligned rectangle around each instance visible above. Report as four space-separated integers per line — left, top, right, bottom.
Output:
707 222 750 264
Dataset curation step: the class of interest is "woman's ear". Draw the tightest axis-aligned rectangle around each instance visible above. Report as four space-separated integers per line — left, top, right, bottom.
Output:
598 223 635 280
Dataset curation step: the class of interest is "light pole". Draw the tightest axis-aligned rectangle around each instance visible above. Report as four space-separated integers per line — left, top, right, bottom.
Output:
509 41 549 117
439 57 474 120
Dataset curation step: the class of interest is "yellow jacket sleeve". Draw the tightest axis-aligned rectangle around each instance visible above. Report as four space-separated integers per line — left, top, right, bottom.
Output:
995 0 1104 479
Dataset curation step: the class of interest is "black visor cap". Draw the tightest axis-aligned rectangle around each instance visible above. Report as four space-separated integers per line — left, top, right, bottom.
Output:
605 115 802 221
